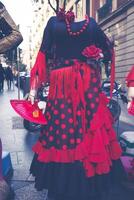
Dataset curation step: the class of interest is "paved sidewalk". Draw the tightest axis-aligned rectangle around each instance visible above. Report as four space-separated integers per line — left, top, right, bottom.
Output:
0 86 48 200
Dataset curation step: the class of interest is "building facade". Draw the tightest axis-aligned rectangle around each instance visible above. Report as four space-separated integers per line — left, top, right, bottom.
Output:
94 0 134 84
66 0 134 85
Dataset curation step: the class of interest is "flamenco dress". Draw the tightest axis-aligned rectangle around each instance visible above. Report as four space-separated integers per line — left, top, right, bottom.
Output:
30 16 126 200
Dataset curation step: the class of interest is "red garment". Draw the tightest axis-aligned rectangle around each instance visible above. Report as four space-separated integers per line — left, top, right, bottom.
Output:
32 62 122 177
126 66 134 87
30 51 46 89
30 17 125 197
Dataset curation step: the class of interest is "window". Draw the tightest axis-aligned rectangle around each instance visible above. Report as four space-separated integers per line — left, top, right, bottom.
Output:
100 0 106 7
86 0 90 15
112 0 117 11
97 0 112 21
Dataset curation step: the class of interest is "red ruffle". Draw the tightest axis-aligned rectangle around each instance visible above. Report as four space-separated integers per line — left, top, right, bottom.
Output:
32 93 122 177
48 62 91 127
30 51 46 89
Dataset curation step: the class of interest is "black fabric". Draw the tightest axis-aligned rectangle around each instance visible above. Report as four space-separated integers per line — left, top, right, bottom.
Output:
93 18 113 62
40 16 113 63
0 2 4 9
30 154 126 200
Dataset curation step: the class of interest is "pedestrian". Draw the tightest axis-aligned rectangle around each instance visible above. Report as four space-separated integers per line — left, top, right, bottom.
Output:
28 1 125 200
5 65 14 90
0 1 23 199
0 63 5 92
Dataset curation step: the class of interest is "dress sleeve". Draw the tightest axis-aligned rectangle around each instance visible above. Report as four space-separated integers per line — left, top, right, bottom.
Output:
92 18 113 63
92 18 115 97
126 66 134 87
0 3 23 54
30 17 53 90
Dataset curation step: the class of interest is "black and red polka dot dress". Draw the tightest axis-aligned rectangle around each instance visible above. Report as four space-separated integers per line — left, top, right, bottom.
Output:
30 16 125 200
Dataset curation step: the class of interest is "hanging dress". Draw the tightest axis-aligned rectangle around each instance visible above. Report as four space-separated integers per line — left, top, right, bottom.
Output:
30 16 125 200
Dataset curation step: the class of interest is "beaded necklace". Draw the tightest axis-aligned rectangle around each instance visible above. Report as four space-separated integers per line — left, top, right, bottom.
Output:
65 15 89 36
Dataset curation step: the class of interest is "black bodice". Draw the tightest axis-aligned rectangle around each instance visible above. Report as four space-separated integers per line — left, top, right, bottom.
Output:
40 16 113 62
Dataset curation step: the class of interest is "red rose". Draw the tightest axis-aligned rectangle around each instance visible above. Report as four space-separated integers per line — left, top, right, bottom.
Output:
82 45 102 59
66 10 75 23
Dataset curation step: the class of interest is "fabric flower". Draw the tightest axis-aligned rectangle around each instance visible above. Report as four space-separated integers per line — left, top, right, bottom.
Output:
82 45 103 60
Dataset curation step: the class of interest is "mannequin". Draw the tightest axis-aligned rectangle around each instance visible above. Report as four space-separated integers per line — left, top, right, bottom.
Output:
29 1 125 200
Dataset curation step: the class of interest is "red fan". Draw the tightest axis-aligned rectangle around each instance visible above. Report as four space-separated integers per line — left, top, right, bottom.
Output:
10 100 47 125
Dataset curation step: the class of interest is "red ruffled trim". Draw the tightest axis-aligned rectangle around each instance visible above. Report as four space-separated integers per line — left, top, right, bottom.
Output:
48 62 91 128
30 51 46 89
32 93 122 177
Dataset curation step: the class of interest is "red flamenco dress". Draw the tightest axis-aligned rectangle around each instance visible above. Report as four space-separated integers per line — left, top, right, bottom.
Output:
30 16 126 200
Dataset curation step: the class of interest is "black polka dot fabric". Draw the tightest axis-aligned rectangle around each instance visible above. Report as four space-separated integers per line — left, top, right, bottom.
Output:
40 98 83 150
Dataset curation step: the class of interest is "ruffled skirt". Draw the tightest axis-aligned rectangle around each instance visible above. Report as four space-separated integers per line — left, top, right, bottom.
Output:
30 61 125 199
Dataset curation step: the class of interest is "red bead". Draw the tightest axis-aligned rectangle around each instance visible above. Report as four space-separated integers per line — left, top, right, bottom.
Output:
66 14 89 36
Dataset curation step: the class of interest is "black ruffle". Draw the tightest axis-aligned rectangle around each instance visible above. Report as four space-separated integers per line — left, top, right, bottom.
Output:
30 154 126 200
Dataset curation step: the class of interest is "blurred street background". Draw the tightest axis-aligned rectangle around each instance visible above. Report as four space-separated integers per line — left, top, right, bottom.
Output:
0 0 134 199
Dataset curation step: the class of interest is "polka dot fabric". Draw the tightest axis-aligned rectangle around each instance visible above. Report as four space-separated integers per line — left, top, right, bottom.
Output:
39 67 101 150
85 70 101 129
40 98 83 150
32 61 122 181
